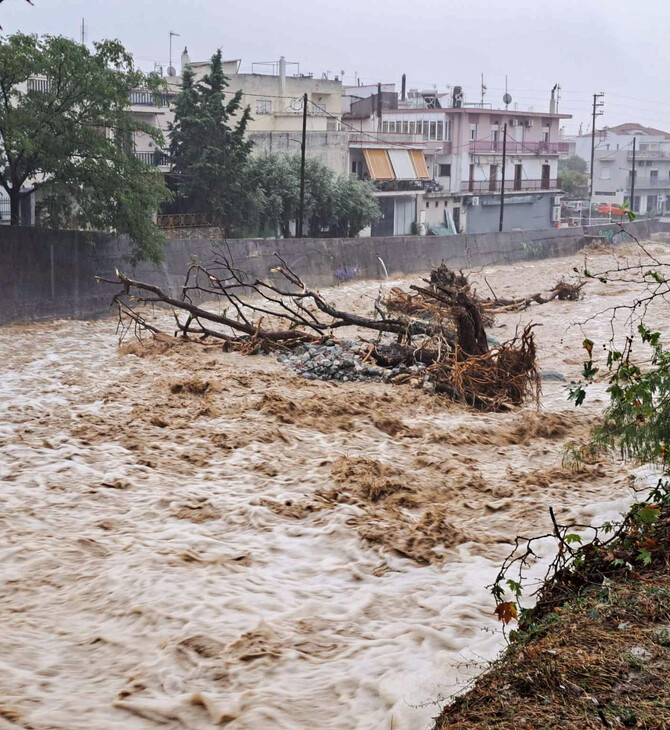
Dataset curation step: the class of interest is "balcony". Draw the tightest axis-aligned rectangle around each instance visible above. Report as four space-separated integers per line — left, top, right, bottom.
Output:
627 150 670 160
27 77 52 93
349 131 425 148
469 140 568 155
133 151 170 167
631 177 670 190
462 178 558 193
129 90 169 108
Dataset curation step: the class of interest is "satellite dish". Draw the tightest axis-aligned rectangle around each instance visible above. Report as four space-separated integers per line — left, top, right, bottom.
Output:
503 93 512 106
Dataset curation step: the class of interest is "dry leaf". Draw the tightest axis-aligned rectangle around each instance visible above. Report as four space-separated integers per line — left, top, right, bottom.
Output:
494 601 518 624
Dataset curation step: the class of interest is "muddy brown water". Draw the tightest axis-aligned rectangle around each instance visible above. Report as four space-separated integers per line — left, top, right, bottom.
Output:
1 242 667 729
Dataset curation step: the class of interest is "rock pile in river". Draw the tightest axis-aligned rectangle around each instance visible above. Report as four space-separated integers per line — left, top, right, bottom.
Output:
278 340 432 388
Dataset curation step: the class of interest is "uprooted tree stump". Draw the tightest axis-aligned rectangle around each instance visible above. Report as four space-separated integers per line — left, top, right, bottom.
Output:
100 253 542 411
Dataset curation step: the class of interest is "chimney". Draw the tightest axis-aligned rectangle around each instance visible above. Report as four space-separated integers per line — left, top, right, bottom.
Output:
401 74 406 102
549 83 557 114
181 47 190 75
279 56 286 99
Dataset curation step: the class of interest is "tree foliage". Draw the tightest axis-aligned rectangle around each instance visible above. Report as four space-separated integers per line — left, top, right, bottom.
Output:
559 155 588 174
0 32 171 262
168 50 252 233
246 152 380 238
558 155 589 196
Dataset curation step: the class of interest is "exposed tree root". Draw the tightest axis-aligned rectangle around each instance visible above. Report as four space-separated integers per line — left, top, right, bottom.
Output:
100 254 544 411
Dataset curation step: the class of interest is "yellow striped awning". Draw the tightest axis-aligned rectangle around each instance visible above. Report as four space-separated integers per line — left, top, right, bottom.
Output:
409 149 430 179
363 148 395 180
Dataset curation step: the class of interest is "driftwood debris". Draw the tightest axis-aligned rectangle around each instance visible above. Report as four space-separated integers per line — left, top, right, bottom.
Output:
482 279 585 314
101 255 545 410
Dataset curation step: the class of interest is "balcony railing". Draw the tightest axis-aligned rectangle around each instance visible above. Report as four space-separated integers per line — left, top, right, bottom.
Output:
27 78 52 93
133 151 170 166
462 178 558 193
469 140 568 155
129 91 169 107
627 150 670 160
630 177 670 189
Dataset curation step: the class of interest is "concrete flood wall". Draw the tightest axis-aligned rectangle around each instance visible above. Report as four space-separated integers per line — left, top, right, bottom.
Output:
1 219 667 325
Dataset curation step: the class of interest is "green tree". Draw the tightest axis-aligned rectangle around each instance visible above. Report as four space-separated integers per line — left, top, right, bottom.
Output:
330 174 381 237
558 156 589 196
246 152 379 238
0 32 171 262
168 49 252 234
560 155 588 173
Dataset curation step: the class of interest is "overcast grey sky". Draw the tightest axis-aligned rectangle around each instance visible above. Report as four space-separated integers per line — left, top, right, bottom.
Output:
3 0 670 134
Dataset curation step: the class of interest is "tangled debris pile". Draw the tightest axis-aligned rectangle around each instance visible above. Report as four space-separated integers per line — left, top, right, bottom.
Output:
102 254 582 411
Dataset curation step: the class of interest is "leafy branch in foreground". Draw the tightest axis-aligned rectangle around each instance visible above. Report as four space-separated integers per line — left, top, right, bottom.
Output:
492 219 670 627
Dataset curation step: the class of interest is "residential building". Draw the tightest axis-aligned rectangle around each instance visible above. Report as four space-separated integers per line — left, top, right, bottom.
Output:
344 85 571 234
574 123 670 214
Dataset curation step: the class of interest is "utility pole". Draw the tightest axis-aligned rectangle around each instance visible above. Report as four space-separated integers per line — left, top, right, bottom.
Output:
297 92 308 238
589 92 605 202
630 136 637 213
499 122 508 232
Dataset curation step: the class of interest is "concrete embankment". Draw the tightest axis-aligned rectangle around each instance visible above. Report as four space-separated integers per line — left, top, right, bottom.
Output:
1 219 666 325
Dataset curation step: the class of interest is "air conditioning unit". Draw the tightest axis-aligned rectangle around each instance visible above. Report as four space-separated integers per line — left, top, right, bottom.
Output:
524 119 534 128
551 206 561 223
509 119 519 127
471 196 480 206
552 195 562 206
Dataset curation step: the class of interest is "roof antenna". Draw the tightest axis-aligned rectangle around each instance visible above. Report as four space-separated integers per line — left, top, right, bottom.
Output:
168 31 180 76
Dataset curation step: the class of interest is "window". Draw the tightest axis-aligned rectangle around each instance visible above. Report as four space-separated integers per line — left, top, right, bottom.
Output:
402 121 409 134
445 120 452 141
650 169 659 180
470 123 477 141
408 121 416 134
422 121 429 139
436 121 444 140
255 99 272 115
429 121 437 140
439 164 451 177
382 121 389 132
542 126 550 143
389 121 396 132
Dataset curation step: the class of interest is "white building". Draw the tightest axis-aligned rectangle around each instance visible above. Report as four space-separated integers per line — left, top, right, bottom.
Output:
575 123 670 214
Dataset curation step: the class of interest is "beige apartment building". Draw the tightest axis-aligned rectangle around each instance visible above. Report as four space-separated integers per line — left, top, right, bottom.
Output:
129 52 348 175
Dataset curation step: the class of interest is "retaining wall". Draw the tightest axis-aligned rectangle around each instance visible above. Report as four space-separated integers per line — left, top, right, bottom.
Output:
1 219 667 325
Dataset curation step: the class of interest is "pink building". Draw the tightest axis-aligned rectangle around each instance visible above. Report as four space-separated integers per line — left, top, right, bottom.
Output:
344 89 571 234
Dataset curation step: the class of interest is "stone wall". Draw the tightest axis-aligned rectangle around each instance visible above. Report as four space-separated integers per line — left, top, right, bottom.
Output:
0 219 666 325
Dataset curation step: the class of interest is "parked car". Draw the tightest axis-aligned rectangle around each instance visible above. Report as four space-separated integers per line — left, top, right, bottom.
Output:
595 203 626 216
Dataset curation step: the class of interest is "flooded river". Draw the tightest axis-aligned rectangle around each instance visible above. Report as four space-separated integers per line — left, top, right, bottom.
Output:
1 242 666 729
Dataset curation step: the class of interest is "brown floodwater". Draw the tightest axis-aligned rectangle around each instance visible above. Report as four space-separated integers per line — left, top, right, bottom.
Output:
1 241 667 729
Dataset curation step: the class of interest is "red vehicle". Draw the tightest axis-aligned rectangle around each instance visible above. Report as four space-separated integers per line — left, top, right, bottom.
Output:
595 203 626 216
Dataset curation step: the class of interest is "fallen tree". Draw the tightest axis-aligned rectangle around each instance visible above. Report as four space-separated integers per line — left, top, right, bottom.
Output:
100 253 540 410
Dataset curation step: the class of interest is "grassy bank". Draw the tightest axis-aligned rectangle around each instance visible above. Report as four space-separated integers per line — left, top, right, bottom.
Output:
434 505 670 729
